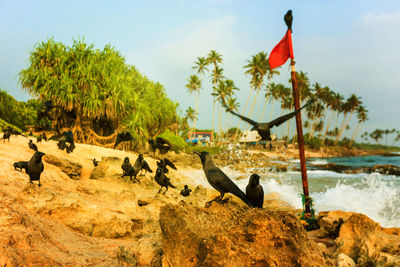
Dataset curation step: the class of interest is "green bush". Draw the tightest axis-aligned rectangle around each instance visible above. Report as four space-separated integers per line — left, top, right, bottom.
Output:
158 129 188 152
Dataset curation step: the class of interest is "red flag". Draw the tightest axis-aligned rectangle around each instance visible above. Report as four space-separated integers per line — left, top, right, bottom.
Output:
269 30 294 69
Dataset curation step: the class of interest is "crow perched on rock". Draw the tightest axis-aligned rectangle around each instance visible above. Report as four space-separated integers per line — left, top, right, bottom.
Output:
149 137 172 155
194 151 253 207
284 10 293 32
246 174 264 208
180 185 192 197
154 167 175 194
28 140 38 152
156 158 177 174
14 161 28 172
27 151 45 187
226 100 312 149
114 131 135 149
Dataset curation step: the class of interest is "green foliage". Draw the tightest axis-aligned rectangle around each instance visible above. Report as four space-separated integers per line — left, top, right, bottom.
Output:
304 134 322 150
0 89 38 130
0 118 23 133
158 129 188 152
19 38 179 144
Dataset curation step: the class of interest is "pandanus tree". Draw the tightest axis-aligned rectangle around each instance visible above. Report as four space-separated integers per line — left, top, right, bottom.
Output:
20 38 179 146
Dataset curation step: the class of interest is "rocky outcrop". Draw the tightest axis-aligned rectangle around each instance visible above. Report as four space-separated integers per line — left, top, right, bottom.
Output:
317 211 400 266
369 164 400 176
90 156 122 179
159 204 333 266
44 154 82 179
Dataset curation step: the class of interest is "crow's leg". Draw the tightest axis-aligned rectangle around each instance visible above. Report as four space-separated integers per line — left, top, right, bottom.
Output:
163 186 169 195
38 179 42 187
158 186 163 193
206 192 225 207
133 174 140 183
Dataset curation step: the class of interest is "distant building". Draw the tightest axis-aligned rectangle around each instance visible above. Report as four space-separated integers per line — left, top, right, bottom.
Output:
187 131 213 144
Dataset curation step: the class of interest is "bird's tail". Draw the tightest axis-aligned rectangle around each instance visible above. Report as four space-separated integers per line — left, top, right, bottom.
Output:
168 181 175 188
232 188 254 208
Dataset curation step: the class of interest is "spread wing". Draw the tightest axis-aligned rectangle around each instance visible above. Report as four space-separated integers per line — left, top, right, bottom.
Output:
163 158 177 170
226 109 257 126
268 100 312 128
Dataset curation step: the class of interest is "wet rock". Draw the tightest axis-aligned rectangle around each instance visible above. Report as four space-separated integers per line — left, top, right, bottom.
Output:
44 154 82 179
369 164 400 176
334 213 400 266
159 204 332 266
317 211 352 238
90 156 122 179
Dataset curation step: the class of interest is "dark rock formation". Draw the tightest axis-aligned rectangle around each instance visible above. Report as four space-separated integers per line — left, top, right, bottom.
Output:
369 165 400 176
44 154 82 180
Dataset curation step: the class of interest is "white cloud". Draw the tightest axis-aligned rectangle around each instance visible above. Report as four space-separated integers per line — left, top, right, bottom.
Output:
361 12 400 25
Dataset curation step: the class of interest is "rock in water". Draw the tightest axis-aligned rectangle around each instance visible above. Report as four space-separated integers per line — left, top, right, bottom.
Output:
159 204 332 266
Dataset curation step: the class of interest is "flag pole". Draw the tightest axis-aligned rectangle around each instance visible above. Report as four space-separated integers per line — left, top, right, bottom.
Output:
287 30 311 215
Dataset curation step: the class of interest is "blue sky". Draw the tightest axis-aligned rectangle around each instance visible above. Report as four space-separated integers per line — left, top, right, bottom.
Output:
1 0 399 143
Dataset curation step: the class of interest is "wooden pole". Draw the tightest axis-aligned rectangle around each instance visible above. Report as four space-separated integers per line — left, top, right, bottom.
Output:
288 30 311 214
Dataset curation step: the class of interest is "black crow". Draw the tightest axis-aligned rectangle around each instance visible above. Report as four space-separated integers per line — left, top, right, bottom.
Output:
154 167 175 194
27 151 45 187
14 161 28 172
156 158 177 174
194 151 253 207
28 140 38 152
114 131 135 149
246 174 264 208
284 10 293 32
180 185 192 197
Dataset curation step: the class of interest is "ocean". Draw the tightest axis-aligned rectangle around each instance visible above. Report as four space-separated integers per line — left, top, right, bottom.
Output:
190 154 400 228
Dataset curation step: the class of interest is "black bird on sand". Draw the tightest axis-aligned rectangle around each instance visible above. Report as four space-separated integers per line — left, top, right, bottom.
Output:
180 185 192 197
14 161 28 172
2 130 11 143
156 158 177 174
154 167 175 194
284 10 293 32
42 132 48 141
27 151 45 187
246 174 264 208
121 155 143 183
92 158 99 167
194 151 253 207
121 157 131 175
29 131 33 136
28 140 38 152
37 134 42 143
148 137 172 155
226 100 313 149
114 131 135 149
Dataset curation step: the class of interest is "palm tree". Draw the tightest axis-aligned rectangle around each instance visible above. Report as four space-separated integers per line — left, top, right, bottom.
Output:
350 104 369 143
335 94 362 144
185 75 202 139
322 92 343 143
370 129 384 144
192 57 209 76
207 50 223 144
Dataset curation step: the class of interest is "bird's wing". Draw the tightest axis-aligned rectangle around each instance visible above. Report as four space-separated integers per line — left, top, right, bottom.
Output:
141 160 153 173
114 134 122 149
226 109 257 126
268 100 312 128
163 158 177 170
41 163 44 172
